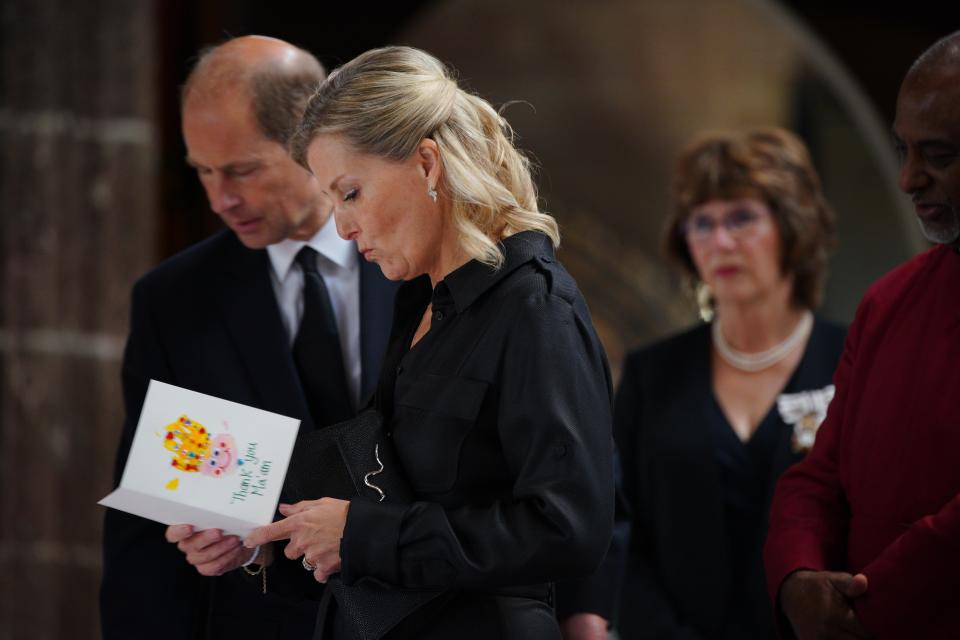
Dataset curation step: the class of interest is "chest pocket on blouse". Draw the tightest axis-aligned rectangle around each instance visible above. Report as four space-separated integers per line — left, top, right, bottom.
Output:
396 373 489 493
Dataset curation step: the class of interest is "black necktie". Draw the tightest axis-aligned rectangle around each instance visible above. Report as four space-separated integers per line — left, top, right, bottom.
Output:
292 246 354 427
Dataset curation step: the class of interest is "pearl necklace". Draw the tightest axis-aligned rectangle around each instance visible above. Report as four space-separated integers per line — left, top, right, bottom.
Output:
712 310 813 372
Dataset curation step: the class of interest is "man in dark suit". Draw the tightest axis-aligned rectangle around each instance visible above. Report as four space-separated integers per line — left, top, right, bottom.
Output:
764 31 960 640
100 36 396 639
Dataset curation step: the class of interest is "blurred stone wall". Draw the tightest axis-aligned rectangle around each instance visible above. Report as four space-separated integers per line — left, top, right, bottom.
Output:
0 1 156 638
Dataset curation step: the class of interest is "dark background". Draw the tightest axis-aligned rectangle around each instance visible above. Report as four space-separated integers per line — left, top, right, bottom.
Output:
0 2 956 638
157 1 950 256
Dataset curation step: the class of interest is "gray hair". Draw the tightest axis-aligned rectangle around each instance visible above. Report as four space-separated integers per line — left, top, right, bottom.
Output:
182 39 326 145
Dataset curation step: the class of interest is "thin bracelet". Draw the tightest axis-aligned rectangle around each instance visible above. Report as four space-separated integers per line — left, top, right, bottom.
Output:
240 546 267 594
241 544 262 568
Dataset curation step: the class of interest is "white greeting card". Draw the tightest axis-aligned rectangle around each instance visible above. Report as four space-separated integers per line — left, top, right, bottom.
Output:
99 379 301 536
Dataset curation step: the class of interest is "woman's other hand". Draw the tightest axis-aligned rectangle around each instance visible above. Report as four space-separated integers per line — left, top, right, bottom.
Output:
245 498 350 583
165 524 267 576
560 612 608 640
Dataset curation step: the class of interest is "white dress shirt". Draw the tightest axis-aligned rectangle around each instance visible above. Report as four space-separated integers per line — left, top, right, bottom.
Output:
266 215 361 409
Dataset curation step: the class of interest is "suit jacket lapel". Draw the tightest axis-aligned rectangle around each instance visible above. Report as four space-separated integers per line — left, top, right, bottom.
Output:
650 326 729 629
358 256 397 403
213 236 315 432
684 327 730 627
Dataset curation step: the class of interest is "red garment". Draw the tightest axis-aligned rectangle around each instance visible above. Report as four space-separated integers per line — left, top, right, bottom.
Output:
764 244 960 638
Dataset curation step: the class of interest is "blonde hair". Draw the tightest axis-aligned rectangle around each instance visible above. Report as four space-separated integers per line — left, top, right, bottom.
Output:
290 46 559 268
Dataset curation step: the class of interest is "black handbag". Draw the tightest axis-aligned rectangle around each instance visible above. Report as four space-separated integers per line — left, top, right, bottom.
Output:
283 408 446 640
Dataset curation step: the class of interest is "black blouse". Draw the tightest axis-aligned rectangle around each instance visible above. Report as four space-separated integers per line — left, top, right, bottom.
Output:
340 231 615 596
709 397 781 638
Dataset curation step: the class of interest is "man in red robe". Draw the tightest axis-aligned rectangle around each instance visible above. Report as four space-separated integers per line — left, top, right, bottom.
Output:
764 30 960 640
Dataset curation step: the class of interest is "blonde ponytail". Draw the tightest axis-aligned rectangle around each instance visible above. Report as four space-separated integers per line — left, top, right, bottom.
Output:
291 46 559 268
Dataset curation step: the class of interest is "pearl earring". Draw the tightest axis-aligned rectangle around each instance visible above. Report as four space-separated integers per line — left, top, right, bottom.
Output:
427 188 438 203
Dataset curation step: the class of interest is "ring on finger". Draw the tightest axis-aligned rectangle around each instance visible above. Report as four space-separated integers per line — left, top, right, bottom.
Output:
302 557 316 571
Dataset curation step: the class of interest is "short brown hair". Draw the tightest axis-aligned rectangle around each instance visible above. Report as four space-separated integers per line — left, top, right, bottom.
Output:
663 127 836 310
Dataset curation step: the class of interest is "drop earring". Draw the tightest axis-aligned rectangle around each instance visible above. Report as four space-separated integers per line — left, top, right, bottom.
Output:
427 188 438 203
696 281 714 323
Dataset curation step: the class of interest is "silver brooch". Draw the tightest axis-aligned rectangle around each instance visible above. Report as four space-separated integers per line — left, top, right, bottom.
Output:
777 385 836 454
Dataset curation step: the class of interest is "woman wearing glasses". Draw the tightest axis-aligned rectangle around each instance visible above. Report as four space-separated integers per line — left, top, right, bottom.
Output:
615 128 844 639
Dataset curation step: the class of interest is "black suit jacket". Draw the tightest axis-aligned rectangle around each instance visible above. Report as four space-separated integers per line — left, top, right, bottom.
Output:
100 230 397 640
614 319 845 639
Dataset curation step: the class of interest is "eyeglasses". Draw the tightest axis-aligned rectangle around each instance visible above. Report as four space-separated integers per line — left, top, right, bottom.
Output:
684 208 767 243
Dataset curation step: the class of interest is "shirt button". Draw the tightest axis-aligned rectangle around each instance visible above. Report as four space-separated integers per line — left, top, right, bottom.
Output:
434 310 445 321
